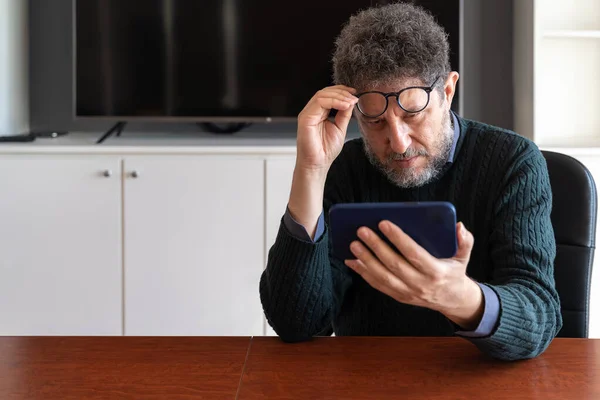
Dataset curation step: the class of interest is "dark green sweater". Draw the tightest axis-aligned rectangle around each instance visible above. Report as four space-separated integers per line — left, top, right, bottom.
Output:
260 117 562 361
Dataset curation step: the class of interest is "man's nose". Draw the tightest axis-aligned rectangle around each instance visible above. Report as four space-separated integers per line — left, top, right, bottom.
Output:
387 118 412 154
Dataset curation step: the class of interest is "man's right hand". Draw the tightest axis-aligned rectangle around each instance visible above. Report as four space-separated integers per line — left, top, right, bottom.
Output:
296 85 358 174
288 86 358 239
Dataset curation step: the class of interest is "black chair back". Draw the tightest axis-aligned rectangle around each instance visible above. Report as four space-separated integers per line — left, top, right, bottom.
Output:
542 150 597 338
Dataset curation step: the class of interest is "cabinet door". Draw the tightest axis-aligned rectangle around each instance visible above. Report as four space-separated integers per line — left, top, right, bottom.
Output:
123 156 264 336
265 156 297 259
265 156 296 336
0 156 122 335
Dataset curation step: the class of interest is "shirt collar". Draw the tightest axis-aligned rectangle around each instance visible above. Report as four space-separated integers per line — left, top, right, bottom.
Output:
447 111 460 163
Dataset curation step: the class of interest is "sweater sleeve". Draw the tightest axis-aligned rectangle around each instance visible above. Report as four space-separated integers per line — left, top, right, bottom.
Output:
259 220 351 342
468 147 562 360
259 149 355 342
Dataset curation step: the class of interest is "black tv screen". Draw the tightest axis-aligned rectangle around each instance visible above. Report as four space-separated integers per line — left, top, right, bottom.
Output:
75 0 460 121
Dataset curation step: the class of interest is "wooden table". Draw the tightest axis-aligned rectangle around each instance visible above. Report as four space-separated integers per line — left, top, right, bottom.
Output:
0 336 598 399
0 337 250 400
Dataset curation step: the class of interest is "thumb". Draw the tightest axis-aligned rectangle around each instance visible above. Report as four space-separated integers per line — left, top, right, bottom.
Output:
453 222 474 263
333 99 356 134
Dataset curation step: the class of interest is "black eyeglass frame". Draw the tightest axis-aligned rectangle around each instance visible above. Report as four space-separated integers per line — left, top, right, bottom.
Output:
355 76 441 118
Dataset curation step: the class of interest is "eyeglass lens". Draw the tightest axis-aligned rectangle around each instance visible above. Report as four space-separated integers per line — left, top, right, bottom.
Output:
357 88 429 117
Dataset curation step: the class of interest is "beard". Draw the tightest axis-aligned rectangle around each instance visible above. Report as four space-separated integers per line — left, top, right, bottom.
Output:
363 111 454 188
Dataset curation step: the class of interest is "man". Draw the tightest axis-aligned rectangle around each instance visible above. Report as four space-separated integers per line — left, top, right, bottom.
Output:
259 2 561 361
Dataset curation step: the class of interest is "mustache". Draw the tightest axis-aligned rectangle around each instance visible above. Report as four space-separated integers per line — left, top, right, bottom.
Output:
387 148 428 161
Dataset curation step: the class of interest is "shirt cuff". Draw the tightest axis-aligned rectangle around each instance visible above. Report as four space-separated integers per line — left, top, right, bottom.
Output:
282 206 325 243
455 283 500 338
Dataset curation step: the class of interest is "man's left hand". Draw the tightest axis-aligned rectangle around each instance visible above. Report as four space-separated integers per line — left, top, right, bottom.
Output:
344 220 484 330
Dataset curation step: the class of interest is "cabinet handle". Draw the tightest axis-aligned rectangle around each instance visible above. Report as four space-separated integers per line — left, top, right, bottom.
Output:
102 170 112 178
130 170 139 178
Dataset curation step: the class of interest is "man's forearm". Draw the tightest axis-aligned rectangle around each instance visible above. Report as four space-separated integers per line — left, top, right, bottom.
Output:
287 165 327 240
468 282 561 361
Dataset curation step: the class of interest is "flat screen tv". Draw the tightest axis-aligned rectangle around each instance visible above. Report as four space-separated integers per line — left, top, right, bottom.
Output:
75 0 460 122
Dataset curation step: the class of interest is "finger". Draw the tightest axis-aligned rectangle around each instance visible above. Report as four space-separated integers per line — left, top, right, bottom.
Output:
344 257 409 300
299 97 354 127
378 220 436 272
347 240 409 290
321 85 357 95
315 97 357 113
299 87 358 124
300 89 356 114
316 88 358 116
454 222 474 263
312 88 358 108
356 226 422 282
334 97 356 133
315 89 358 103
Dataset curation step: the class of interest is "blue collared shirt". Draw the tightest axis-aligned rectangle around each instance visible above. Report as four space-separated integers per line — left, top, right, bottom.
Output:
282 111 500 337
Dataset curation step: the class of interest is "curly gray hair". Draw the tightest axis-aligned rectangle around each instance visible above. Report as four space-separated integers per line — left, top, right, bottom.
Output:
332 1 451 92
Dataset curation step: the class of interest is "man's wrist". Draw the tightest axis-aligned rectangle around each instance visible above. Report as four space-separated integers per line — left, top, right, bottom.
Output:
293 162 329 186
440 278 485 331
287 165 327 238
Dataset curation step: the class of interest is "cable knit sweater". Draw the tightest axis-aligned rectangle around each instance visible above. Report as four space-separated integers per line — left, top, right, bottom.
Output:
259 116 562 361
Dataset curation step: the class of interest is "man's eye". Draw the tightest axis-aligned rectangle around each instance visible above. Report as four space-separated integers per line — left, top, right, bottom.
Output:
405 111 426 120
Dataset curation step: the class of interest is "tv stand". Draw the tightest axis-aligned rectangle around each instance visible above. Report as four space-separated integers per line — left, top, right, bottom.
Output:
197 122 252 135
0 133 36 143
96 122 127 144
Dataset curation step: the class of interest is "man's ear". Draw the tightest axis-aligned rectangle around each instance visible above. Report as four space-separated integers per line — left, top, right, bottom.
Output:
443 71 459 105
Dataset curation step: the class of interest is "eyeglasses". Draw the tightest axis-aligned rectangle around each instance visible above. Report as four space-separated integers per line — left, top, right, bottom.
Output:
355 77 440 118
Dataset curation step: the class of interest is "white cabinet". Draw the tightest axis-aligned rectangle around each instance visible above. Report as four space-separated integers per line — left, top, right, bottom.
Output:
265 156 296 258
0 147 294 337
264 155 297 335
123 156 265 336
0 156 122 335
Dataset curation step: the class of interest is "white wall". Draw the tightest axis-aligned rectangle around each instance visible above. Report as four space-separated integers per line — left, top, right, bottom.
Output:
0 0 29 136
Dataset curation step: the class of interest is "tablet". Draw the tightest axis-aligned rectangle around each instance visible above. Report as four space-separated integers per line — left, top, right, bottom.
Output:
328 201 458 260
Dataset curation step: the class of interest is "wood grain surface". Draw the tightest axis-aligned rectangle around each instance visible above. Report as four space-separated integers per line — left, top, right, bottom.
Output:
0 336 250 400
238 336 600 400
1 336 598 399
